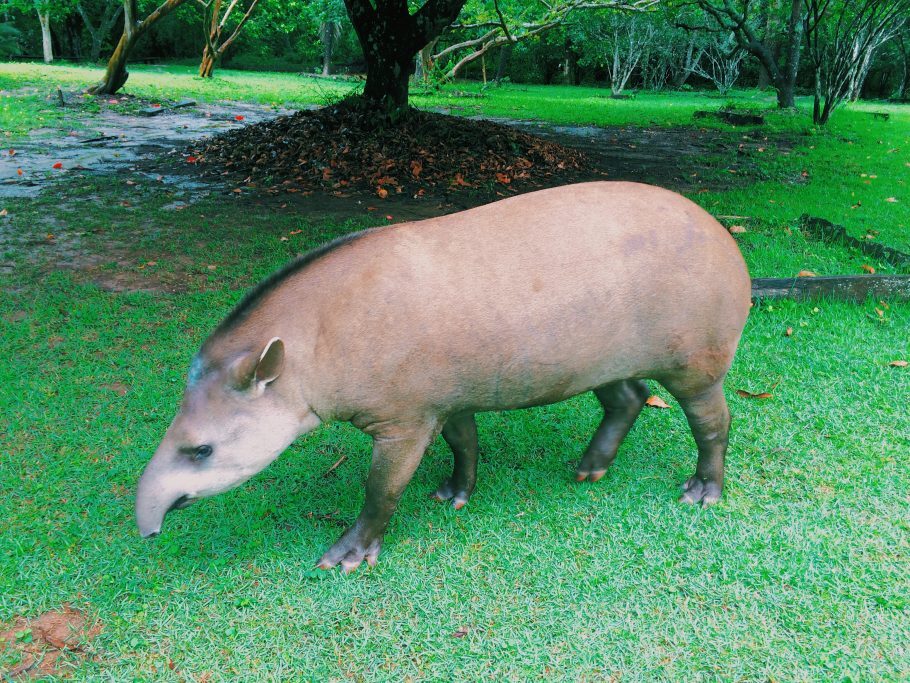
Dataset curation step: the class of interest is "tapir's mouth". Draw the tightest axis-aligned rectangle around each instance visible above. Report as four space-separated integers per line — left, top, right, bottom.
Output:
168 495 196 512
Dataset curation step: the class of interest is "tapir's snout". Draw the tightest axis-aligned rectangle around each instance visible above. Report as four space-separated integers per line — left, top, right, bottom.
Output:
135 452 195 539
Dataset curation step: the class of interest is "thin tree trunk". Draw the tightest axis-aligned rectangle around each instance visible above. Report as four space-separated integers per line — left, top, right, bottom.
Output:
199 46 216 77
89 0 190 95
494 43 512 83
38 10 53 63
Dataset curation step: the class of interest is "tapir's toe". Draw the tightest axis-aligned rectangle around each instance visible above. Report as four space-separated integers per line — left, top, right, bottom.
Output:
679 476 722 506
317 535 382 573
574 468 607 483
430 478 471 510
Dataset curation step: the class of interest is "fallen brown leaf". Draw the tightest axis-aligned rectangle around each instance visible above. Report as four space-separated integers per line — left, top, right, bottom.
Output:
451 627 469 638
785 327 793 337
4 310 27 323
100 382 129 396
728 225 747 233
736 389 773 399
797 270 817 277
861 264 876 274
377 187 388 199
645 395 670 409
887 360 908 367
885 197 898 203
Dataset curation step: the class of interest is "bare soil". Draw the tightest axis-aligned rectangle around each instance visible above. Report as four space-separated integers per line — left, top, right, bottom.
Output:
0 605 101 679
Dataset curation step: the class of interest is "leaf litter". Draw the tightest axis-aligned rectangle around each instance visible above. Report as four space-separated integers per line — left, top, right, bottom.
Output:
190 100 593 201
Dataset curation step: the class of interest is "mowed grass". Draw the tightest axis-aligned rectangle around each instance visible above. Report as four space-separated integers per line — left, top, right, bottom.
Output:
1 62 909 680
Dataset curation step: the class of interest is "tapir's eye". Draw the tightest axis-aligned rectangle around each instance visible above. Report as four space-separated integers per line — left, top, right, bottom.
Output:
192 445 213 461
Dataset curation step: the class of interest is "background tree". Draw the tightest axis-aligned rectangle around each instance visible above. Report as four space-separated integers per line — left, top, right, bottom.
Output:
77 0 123 61
433 0 658 81
574 11 653 96
0 21 21 57
7 0 74 61
342 0 467 118
895 25 910 99
87 0 194 94
803 0 908 124
197 0 260 77
692 0 804 107
692 31 746 94
310 0 346 75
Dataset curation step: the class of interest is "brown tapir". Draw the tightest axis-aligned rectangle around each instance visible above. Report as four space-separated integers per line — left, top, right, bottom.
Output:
135 181 751 572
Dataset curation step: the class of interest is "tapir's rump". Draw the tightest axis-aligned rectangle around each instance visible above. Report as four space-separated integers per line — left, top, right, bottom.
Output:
136 182 751 572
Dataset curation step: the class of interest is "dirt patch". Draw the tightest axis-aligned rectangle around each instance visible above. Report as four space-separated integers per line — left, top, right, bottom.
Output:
498 120 794 192
0 605 101 679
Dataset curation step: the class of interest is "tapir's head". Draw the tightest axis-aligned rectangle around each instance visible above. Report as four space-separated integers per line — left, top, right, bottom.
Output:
135 337 320 538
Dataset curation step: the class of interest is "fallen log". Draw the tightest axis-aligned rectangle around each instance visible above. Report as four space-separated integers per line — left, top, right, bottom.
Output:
751 275 910 301
800 215 910 269
694 110 765 125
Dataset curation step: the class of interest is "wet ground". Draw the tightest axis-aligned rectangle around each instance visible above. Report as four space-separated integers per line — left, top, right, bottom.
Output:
1 96 295 199
1 95 794 293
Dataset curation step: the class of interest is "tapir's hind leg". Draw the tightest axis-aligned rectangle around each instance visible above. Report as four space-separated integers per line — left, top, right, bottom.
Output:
662 379 731 506
431 413 478 510
575 379 650 482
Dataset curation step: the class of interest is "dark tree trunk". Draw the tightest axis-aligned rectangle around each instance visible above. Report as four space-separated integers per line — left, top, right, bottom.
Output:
698 0 801 108
343 0 467 119
776 80 795 108
494 43 512 83
78 1 123 62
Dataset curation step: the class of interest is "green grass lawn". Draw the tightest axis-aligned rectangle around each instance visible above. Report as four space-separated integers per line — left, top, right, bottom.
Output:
1 62 909 681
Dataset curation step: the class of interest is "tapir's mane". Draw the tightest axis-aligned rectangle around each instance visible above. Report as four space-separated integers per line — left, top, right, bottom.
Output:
203 227 376 350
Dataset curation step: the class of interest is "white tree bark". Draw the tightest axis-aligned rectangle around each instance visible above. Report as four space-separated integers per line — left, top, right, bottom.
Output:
37 8 53 63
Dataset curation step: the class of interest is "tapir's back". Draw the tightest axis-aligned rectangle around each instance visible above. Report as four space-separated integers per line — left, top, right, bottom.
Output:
244 182 750 421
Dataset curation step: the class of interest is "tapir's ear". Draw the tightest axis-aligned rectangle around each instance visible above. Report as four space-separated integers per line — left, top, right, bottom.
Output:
229 337 285 392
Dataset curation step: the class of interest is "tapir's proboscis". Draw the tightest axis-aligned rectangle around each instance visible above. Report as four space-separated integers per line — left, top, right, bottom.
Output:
136 182 751 572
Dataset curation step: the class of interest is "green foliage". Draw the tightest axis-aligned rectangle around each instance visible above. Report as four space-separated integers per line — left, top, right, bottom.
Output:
0 22 21 58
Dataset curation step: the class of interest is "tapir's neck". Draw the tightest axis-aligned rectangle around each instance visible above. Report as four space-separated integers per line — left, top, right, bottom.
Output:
200 292 325 420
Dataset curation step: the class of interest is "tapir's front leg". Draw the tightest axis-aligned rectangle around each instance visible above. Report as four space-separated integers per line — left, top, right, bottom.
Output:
317 420 439 573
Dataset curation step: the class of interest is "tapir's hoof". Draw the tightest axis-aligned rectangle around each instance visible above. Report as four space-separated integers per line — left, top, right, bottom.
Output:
679 476 722 506
574 468 607 483
317 536 381 573
431 479 471 510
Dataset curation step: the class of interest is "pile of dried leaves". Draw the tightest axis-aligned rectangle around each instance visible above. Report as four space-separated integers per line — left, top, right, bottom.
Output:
189 100 594 199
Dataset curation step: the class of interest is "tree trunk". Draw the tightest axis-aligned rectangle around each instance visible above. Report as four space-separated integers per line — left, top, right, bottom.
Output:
776 79 795 108
199 46 217 78
78 1 123 62
362 46 413 117
320 21 338 76
416 39 437 84
494 43 512 83
88 0 190 95
342 0 466 119
38 10 53 63
90 29 135 94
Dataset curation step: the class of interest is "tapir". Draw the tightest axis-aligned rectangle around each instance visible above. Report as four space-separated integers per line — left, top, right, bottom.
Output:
136 181 751 572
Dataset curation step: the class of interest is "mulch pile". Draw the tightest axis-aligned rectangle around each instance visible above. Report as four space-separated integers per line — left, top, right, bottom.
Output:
189 100 596 200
